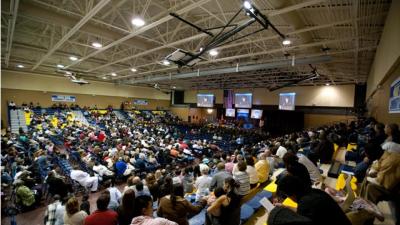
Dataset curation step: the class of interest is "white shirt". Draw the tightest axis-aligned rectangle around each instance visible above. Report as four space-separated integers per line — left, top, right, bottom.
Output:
246 165 259 184
108 187 122 209
195 175 211 197
276 146 287 159
93 164 114 177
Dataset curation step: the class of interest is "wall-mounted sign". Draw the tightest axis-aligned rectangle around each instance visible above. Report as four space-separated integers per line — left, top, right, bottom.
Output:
133 99 148 105
51 95 76 102
389 77 400 113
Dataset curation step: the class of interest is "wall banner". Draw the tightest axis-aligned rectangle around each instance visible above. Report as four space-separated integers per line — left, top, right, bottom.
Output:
389 77 400 113
51 95 76 102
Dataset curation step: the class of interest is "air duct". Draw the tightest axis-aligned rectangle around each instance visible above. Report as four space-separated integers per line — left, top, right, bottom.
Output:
129 55 331 84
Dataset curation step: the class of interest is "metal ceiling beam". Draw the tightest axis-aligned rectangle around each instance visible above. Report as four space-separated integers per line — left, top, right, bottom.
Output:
112 12 385 80
64 0 212 69
31 0 110 70
88 0 325 72
129 55 331 84
4 0 20 67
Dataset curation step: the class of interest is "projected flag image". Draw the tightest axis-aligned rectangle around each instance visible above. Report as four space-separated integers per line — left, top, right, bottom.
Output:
279 92 296 110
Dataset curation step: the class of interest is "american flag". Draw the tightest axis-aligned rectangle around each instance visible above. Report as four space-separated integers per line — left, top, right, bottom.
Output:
223 89 234 109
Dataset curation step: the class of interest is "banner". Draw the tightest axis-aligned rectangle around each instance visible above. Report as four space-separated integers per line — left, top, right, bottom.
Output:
51 95 76 102
223 89 234 109
389 77 400 113
133 99 148 105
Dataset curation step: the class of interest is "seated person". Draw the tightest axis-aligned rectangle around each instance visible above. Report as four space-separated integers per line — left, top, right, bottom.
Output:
158 184 205 225
276 175 351 225
70 166 99 192
84 193 118 225
361 140 400 205
232 161 250 197
131 195 177 225
15 180 40 211
206 177 241 225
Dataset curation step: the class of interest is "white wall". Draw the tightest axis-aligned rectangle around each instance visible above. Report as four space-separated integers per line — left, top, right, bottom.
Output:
185 85 355 107
1 70 170 100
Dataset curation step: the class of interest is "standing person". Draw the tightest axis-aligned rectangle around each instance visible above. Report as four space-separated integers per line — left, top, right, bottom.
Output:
84 193 118 225
276 175 351 225
210 162 232 191
157 184 205 225
131 195 178 225
181 168 194 194
116 189 136 225
206 177 241 225
64 197 88 225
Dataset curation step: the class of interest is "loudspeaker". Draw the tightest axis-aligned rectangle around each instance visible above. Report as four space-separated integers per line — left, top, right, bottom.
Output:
354 84 366 108
172 90 184 105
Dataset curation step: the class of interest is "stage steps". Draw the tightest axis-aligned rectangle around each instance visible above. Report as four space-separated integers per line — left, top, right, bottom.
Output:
9 109 27 134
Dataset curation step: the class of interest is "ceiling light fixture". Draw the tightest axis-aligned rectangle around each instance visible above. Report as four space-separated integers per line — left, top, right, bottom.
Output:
162 60 171 66
57 64 64 68
131 17 145 27
243 1 252 10
325 83 330 86
111 72 117 77
16 64 24 68
282 38 291 46
65 71 72 75
209 49 218 56
172 86 176 89
69 56 78 61
92 42 103 48
102 76 107 79
131 68 137 72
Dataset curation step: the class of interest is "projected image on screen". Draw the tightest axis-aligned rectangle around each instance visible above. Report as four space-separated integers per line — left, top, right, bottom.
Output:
237 109 249 120
197 94 214 107
279 93 296 111
225 108 235 117
251 109 263 119
235 93 252 108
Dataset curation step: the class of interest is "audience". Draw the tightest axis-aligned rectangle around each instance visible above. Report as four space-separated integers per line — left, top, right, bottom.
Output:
2 103 399 225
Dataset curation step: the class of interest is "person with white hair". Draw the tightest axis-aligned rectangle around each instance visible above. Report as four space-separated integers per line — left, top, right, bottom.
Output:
195 165 212 201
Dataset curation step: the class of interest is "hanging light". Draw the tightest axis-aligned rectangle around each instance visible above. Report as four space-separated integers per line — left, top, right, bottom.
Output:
282 38 291 46
69 56 78 61
131 17 145 27
209 49 218 56
111 72 117 77
92 42 103 48
162 60 171 66
131 68 137 72
57 64 64 68
243 1 252 9
16 64 24 68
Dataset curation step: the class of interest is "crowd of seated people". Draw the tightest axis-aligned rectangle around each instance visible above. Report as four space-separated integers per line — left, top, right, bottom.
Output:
1 103 400 225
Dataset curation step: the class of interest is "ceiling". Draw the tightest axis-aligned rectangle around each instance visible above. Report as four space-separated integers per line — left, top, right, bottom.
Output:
1 0 392 90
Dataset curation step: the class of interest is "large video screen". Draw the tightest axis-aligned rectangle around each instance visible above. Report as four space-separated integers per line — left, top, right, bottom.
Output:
251 109 263 119
225 108 235 117
279 92 296 111
237 109 249 120
235 93 252 108
197 94 214 107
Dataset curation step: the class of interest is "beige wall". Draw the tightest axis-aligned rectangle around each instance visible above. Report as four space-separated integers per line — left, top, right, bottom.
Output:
170 106 190 122
1 70 171 126
1 88 171 125
366 0 400 97
1 70 170 100
185 85 355 107
367 64 400 124
366 1 400 124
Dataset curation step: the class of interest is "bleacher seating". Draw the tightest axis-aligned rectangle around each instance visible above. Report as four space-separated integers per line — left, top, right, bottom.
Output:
9 109 27 133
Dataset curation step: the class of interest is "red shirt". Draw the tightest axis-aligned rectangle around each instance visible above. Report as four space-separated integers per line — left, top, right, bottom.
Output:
84 210 118 225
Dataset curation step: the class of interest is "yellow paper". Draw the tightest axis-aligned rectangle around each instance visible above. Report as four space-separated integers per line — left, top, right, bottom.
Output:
264 180 277 193
282 197 298 208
